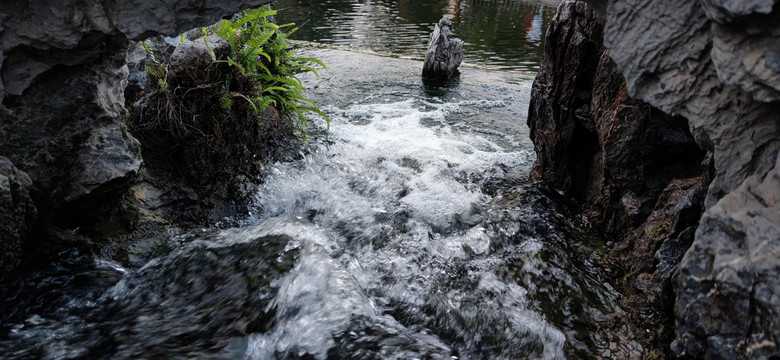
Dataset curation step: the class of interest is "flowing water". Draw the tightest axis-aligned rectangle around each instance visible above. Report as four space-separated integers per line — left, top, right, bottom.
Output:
0 1 628 359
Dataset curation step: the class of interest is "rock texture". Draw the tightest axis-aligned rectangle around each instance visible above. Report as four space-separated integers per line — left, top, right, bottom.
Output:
601 0 780 358
0 0 273 99
533 0 780 357
0 157 37 273
422 16 464 80
0 0 273 273
0 234 300 358
125 34 295 224
528 0 711 356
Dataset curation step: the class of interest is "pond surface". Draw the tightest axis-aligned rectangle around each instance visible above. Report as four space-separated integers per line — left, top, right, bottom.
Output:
273 0 559 71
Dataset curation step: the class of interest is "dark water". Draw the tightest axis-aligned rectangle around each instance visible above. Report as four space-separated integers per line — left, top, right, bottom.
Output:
273 0 558 71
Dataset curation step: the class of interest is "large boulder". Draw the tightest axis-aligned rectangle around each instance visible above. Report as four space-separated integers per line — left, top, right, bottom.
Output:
0 0 273 100
674 153 780 359
527 0 718 356
0 49 141 217
0 0 273 273
602 0 780 357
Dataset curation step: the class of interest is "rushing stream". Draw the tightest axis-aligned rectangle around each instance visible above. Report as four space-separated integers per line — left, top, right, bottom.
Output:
0 1 629 359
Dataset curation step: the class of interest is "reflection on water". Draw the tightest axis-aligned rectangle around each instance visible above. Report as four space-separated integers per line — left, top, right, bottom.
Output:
273 0 558 71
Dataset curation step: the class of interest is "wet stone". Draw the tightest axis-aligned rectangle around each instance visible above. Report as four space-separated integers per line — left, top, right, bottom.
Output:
0 234 300 359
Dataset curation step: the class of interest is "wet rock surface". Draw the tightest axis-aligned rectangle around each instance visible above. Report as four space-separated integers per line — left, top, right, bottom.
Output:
0 234 299 359
422 16 464 80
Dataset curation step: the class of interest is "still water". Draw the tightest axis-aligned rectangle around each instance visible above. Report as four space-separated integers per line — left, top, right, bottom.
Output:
273 0 558 71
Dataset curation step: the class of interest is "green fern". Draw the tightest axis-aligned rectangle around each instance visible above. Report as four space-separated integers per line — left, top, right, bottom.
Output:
203 6 329 137
141 41 169 92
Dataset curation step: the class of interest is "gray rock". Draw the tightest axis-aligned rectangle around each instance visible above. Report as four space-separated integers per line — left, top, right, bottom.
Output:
0 157 36 273
601 0 780 357
528 1 711 353
604 0 780 206
0 0 273 99
169 34 229 75
0 0 275 272
673 151 780 358
711 12 780 103
99 234 299 358
422 16 464 80
0 51 141 211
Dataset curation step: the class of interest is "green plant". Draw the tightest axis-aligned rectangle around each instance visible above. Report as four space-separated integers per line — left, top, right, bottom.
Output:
141 41 169 92
205 6 328 140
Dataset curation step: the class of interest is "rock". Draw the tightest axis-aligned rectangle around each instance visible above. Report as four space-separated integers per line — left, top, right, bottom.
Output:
0 0 273 100
601 0 780 357
528 0 712 355
98 234 299 358
422 16 464 80
0 234 300 358
0 157 36 273
603 0 780 207
127 34 296 224
169 35 229 75
0 0 278 274
0 49 141 216
125 36 180 105
528 0 706 237
673 152 780 358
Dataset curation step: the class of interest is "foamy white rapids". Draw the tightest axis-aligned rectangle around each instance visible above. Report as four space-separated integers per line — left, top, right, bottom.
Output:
230 97 565 359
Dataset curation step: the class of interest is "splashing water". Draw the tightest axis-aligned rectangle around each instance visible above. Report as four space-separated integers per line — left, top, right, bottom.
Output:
0 48 618 360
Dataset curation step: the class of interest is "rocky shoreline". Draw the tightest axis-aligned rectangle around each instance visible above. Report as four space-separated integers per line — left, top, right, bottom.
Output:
0 0 777 358
529 0 779 358
0 0 285 276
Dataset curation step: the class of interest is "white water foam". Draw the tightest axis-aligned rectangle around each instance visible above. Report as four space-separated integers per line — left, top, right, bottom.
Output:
238 96 564 359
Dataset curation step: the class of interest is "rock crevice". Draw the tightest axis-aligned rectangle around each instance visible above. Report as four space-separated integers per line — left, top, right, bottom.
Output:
532 0 780 357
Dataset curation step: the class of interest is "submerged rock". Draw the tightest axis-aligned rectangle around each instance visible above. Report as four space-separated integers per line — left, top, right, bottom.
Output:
0 234 300 358
422 17 464 80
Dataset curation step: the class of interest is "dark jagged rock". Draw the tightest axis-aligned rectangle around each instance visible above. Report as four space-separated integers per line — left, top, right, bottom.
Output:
602 0 780 357
0 157 37 273
0 234 300 358
0 0 274 100
528 0 711 356
125 35 296 224
534 0 780 357
528 0 708 248
422 16 464 80
0 47 141 215
675 156 780 359
0 0 274 273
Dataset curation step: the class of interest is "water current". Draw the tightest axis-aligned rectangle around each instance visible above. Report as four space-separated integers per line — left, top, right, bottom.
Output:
0 1 627 359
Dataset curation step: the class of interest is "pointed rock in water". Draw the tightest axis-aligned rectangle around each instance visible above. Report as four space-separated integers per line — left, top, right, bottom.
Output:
422 16 464 80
